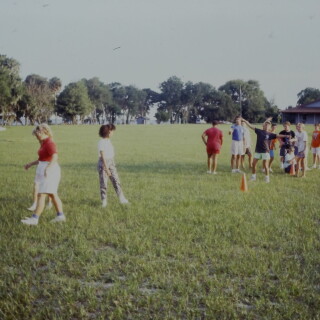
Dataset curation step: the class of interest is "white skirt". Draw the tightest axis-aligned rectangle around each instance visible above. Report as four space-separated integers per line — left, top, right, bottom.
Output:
35 161 61 194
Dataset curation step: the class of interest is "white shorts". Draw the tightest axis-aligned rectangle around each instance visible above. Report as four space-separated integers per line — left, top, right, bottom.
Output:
311 147 320 155
36 161 61 194
231 140 244 155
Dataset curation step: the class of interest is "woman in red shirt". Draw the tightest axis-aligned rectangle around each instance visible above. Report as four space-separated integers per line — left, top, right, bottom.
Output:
201 120 223 174
22 124 65 225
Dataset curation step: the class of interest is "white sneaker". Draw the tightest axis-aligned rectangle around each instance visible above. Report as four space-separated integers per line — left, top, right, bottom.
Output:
250 175 256 181
231 169 236 173
269 168 273 173
265 176 270 183
207 171 212 174
50 215 66 223
102 199 107 208
236 169 242 173
212 172 217 175
119 196 129 204
21 216 38 225
27 203 37 211
313 164 317 169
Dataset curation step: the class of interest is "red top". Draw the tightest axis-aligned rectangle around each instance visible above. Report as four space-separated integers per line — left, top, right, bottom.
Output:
38 138 57 161
311 130 320 148
204 127 223 149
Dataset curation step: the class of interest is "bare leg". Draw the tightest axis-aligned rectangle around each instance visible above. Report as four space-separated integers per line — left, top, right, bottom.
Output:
252 158 258 174
296 158 300 177
240 155 245 169
301 158 306 177
207 155 212 172
33 182 39 204
263 160 269 176
248 154 253 168
212 154 218 173
34 194 46 217
269 157 274 169
48 194 63 213
235 155 241 170
231 155 235 170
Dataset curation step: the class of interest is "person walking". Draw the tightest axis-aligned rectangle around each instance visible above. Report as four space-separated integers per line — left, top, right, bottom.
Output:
97 124 129 207
22 124 65 225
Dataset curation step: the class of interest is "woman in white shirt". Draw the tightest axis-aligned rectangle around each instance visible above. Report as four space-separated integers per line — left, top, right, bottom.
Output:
97 124 129 207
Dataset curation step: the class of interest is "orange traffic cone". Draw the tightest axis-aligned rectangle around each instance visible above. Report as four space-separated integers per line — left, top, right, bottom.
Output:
289 163 296 176
240 173 248 192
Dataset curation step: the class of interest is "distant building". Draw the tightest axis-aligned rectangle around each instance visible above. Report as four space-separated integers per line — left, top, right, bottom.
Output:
136 116 149 124
281 99 320 124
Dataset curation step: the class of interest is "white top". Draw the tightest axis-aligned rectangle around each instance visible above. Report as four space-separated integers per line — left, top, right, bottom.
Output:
98 138 115 159
243 126 251 148
295 131 308 152
284 152 295 168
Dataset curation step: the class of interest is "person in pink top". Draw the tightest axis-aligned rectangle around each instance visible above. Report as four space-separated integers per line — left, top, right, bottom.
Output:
201 120 223 174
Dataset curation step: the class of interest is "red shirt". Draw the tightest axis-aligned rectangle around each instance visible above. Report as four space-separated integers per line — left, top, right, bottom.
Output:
204 127 223 149
38 138 57 161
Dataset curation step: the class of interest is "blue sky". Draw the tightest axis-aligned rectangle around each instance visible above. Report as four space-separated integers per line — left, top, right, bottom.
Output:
1 0 319 109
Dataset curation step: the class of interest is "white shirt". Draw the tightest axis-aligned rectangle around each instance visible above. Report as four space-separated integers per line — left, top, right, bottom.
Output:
243 126 251 148
98 139 115 159
295 131 308 152
284 152 295 168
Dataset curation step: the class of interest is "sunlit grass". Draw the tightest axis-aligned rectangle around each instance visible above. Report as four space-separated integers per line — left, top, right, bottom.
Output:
0 124 319 319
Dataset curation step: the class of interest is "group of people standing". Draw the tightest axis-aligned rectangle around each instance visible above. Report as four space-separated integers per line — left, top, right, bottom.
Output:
202 117 320 182
22 123 128 225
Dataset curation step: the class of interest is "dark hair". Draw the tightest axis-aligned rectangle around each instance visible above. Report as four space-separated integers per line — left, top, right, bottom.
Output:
99 124 116 138
271 123 277 127
212 120 219 126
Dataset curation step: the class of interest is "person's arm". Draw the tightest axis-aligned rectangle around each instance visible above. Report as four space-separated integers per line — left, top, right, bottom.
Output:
99 151 111 176
24 160 39 170
241 118 255 131
201 132 207 146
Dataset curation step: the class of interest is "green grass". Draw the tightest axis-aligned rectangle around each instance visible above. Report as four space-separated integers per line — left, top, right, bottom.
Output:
0 124 319 319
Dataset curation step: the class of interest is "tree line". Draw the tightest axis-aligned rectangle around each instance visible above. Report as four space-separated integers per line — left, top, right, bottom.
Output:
1 54 320 125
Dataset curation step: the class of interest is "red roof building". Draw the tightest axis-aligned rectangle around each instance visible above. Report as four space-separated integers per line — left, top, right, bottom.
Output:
281 99 320 124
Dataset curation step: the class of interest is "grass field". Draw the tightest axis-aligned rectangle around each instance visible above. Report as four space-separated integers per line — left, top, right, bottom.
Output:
0 124 319 320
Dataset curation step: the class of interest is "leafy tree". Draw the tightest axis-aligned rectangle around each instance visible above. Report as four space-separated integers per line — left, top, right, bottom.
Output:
56 81 93 124
0 55 22 125
83 77 113 124
19 74 58 124
159 76 183 123
297 87 320 106
219 80 269 122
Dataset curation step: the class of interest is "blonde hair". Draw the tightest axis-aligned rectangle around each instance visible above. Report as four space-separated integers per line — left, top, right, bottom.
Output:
296 122 305 129
32 123 53 138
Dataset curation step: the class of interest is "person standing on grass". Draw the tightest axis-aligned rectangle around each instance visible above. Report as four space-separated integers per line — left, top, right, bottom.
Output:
26 128 52 212
279 121 296 168
295 123 308 178
310 123 320 169
229 116 245 173
240 121 252 169
268 123 278 173
201 120 223 174
241 118 287 183
22 124 65 225
97 124 129 207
